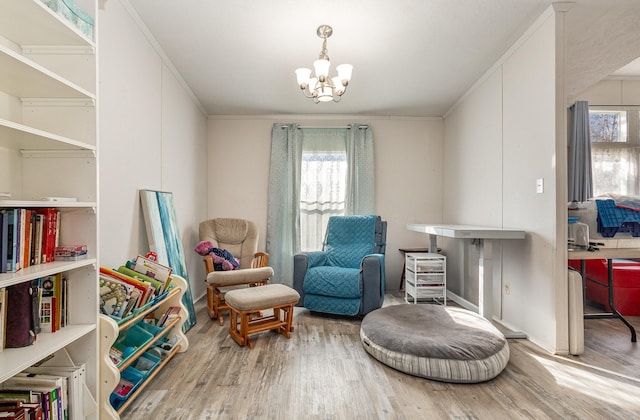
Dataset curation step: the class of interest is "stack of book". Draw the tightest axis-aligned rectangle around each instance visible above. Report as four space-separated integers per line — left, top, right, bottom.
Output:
99 255 173 321
53 245 87 262
0 350 90 420
0 208 62 274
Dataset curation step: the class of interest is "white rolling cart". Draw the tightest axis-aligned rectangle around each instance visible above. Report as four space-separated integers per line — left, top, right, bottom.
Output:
405 253 446 304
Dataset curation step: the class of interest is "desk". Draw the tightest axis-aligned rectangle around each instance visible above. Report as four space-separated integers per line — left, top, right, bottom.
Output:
407 224 526 332
568 248 639 342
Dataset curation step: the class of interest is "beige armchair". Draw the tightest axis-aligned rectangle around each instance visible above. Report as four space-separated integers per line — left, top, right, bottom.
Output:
199 218 274 324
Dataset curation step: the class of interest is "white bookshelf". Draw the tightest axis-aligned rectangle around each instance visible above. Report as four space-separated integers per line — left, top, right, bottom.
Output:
0 0 98 418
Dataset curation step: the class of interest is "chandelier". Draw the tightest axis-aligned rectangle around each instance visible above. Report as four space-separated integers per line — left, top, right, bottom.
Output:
295 25 353 103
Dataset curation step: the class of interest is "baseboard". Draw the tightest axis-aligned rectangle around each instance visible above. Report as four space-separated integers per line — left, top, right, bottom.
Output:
446 291 479 313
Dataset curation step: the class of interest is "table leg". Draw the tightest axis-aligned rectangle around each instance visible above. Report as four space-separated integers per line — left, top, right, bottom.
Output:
428 234 438 254
584 258 637 342
478 239 490 319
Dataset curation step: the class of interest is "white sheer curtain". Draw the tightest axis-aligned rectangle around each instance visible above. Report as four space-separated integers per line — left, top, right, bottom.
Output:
591 147 638 196
300 129 347 251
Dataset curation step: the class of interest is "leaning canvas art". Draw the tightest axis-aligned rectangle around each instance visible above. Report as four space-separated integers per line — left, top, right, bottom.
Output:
139 189 197 332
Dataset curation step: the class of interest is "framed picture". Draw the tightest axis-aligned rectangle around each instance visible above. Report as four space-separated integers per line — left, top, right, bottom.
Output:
139 189 196 332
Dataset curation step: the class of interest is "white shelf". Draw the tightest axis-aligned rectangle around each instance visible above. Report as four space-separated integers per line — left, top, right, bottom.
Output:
0 43 95 99
0 258 97 288
0 200 97 209
0 118 96 151
0 323 96 383
0 0 94 47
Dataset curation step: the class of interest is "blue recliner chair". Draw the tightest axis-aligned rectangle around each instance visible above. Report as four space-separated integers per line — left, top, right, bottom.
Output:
293 215 387 316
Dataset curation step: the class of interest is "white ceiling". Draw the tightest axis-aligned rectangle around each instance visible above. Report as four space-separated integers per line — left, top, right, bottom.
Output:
125 0 640 117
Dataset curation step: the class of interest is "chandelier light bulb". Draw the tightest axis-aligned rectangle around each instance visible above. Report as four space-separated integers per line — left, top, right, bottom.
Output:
332 77 345 94
295 68 312 87
313 59 330 80
336 64 353 84
295 25 352 103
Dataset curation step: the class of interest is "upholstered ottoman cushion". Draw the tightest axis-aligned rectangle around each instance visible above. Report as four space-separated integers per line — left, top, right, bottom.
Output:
225 283 299 311
360 304 510 383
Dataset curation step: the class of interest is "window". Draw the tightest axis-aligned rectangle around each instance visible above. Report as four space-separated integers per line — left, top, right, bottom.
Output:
299 130 347 251
590 106 640 196
300 151 347 250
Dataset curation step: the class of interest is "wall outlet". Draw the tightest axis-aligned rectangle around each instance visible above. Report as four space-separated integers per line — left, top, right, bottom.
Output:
504 284 511 295
536 178 544 193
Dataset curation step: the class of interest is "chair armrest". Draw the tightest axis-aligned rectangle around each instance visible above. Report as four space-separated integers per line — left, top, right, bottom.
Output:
361 254 385 315
293 253 308 305
293 251 327 307
203 255 214 274
206 266 274 287
252 252 269 268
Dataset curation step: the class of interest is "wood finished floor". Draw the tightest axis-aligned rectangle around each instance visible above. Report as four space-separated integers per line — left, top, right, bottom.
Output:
121 293 640 419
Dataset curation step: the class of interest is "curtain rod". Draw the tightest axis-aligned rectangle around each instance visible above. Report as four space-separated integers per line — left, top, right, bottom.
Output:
280 125 369 129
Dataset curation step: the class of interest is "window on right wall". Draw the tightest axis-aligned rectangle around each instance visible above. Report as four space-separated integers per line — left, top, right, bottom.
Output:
589 106 640 196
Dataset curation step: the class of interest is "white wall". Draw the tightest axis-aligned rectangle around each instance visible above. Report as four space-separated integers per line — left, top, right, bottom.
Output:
575 79 640 104
207 116 444 289
99 0 208 301
443 8 563 352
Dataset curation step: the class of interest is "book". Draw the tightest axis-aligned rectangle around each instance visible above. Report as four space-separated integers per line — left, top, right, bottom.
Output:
99 267 152 308
99 275 139 318
60 276 67 329
40 277 55 333
0 405 26 419
21 210 31 270
158 306 182 327
131 255 172 293
18 402 42 420
39 295 54 334
0 384 58 420
113 377 134 397
32 214 43 266
0 288 6 351
0 211 8 273
18 209 26 270
37 349 88 420
108 347 123 365
117 266 163 296
4 209 17 272
28 211 36 267
0 389 39 405
34 209 57 264
26 366 81 420
29 280 40 335
99 276 129 318
14 209 21 271
10 373 66 420
52 274 63 332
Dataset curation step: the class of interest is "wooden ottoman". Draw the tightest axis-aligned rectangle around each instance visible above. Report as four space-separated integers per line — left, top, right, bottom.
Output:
225 284 300 348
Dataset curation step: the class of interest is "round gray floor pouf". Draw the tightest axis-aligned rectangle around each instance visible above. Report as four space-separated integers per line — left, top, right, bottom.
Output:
360 304 510 383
